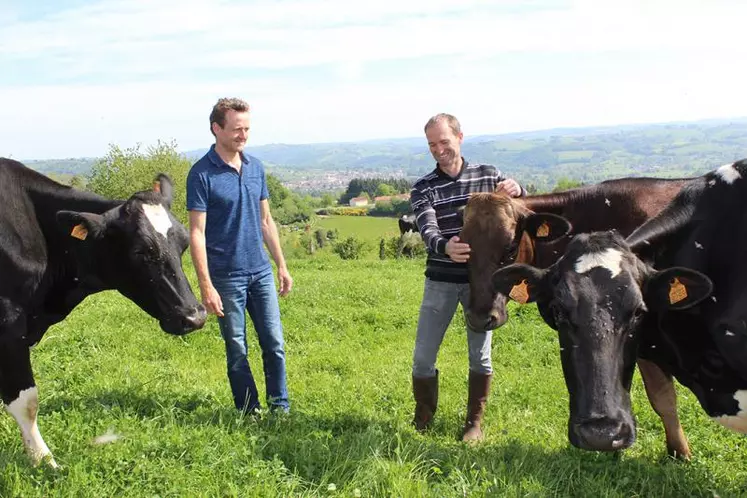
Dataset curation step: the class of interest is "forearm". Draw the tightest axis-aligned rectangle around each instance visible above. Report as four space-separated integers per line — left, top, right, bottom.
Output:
262 218 287 270
411 189 447 254
189 231 213 291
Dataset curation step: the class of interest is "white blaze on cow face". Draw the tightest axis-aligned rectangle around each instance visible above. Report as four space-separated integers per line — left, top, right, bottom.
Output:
713 390 747 433
6 387 58 468
574 248 623 278
716 163 742 184
142 203 172 238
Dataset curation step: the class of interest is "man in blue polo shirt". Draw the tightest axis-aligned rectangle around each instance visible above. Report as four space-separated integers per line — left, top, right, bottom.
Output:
186 97 292 413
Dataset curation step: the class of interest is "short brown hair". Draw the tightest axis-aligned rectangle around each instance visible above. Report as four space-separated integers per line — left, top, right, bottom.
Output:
210 97 250 136
424 113 461 135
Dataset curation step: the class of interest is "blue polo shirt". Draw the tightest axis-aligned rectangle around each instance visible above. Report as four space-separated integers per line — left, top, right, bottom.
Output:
186 145 271 276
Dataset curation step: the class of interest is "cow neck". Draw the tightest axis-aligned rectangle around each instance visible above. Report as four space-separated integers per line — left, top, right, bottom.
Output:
522 189 581 214
27 180 122 218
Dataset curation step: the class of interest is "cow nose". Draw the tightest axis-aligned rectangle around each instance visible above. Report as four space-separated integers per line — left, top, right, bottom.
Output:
183 305 207 331
572 417 635 452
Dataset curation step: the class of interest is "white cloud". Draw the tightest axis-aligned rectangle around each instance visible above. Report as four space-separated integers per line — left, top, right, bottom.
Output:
2 0 746 76
1 0 747 158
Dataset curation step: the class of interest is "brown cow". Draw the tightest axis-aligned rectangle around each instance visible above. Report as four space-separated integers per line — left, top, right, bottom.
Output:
460 176 697 458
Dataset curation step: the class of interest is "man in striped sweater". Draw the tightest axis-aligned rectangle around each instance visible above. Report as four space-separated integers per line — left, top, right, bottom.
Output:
410 113 525 442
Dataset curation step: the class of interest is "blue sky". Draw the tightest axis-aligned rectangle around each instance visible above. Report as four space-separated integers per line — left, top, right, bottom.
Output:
1 0 746 159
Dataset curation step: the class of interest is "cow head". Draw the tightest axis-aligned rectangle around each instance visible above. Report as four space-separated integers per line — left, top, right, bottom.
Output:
461 193 571 332
492 230 712 452
56 174 207 335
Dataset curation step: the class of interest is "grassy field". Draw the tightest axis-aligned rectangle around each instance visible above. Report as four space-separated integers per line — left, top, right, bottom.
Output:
316 215 402 246
1 217 746 496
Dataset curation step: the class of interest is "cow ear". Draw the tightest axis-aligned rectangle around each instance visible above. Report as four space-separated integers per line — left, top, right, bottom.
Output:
56 211 106 241
644 267 713 311
522 213 572 242
492 264 546 304
153 174 174 209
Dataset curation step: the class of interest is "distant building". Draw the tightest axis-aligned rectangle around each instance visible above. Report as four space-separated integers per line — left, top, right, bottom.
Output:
374 193 410 204
349 196 369 207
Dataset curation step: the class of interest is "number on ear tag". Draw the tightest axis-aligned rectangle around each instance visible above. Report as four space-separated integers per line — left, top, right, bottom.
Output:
669 277 688 304
509 279 530 304
536 221 550 238
71 224 88 240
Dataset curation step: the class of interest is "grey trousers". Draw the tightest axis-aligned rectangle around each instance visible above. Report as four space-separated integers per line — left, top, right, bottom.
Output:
412 278 493 378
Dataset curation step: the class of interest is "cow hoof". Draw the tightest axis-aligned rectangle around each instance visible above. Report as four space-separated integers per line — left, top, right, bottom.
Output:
32 453 60 469
461 427 484 443
666 445 692 462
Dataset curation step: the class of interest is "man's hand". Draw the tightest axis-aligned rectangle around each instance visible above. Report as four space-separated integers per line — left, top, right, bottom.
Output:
445 236 471 263
200 284 224 317
278 267 293 297
496 178 522 197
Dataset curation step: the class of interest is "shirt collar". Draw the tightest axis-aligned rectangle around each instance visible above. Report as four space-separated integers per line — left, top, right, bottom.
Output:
207 144 250 169
435 157 469 181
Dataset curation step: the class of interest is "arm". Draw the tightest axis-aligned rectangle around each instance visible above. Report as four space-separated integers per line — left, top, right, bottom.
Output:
494 166 526 197
496 178 526 197
189 210 224 317
410 184 471 263
260 199 293 296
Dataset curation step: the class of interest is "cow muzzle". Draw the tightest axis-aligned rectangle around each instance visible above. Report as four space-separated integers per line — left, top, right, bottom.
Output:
160 304 207 335
465 307 508 332
570 415 635 452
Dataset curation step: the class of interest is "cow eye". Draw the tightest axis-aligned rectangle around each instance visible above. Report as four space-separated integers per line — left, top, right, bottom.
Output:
632 306 646 320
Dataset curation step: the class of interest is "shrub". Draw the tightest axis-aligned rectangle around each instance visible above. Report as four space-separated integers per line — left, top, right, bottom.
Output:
333 236 366 260
87 141 191 223
315 229 327 249
380 233 426 259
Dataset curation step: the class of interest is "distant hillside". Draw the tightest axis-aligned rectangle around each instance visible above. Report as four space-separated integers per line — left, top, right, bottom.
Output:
22 157 96 177
184 118 747 191
19 117 747 192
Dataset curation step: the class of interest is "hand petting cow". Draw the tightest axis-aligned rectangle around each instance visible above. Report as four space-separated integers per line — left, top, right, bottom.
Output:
0 158 206 468
493 160 747 459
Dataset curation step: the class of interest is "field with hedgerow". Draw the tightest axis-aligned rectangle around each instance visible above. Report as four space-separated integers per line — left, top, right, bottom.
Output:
1 146 746 497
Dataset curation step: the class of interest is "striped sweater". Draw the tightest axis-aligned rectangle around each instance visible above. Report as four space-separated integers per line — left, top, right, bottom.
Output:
410 160 520 283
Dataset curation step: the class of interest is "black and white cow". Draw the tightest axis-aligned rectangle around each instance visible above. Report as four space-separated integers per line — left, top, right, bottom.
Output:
492 160 747 456
0 158 206 467
398 214 417 235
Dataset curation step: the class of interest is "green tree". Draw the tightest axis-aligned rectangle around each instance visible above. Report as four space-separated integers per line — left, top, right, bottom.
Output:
69 175 86 190
552 177 584 192
87 141 191 223
375 183 395 196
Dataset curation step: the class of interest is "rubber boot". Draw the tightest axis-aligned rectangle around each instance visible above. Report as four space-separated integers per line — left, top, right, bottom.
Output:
461 371 492 442
412 371 439 432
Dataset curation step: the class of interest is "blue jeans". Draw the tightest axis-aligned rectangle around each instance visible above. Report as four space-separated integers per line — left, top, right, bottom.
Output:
412 278 493 378
212 266 289 412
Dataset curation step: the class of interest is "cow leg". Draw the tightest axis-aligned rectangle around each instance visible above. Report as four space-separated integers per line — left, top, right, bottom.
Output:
637 358 691 460
0 337 58 468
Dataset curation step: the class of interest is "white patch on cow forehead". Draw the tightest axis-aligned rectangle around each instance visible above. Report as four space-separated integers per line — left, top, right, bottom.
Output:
716 163 741 184
712 390 747 433
142 203 172 238
574 248 623 278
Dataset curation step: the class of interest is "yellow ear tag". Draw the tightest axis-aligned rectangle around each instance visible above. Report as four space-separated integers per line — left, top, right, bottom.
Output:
71 224 88 240
536 221 550 238
509 279 530 304
668 277 688 304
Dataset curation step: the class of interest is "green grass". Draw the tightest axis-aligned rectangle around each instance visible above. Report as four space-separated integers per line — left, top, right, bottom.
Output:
1 230 746 496
316 215 401 245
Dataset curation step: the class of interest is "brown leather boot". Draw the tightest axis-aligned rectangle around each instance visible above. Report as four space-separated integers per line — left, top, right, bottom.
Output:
461 371 492 442
412 371 439 432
